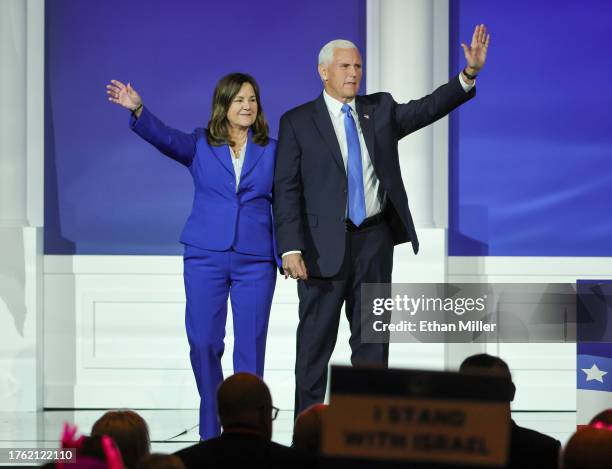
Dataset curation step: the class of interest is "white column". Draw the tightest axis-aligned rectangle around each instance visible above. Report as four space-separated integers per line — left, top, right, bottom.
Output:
381 0 440 229
368 0 453 230
0 0 27 226
0 0 44 412
367 0 450 370
367 0 450 270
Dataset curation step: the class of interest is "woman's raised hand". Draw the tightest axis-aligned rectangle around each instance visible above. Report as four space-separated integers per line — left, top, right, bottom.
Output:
106 80 142 111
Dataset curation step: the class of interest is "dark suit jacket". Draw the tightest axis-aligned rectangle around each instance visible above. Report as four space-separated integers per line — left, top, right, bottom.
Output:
507 420 561 469
273 75 475 277
174 432 316 469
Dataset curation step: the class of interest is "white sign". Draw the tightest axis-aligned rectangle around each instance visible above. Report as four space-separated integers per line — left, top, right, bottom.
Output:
323 394 509 466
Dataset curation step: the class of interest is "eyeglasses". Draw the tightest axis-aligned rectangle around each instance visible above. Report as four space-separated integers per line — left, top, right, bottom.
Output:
259 405 280 420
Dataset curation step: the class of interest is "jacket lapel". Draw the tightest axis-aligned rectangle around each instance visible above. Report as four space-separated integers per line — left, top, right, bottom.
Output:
211 143 236 177
356 98 376 166
312 94 346 174
239 132 266 182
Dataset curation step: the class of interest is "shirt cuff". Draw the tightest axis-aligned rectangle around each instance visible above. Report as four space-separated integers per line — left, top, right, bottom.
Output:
458 72 475 92
282 250 301 257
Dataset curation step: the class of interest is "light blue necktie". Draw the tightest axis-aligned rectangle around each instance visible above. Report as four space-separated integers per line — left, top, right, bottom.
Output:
342 103 366 226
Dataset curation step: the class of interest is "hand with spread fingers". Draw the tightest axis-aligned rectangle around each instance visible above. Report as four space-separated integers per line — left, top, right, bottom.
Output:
282 253 308 281
106 79 143 116
461 24 491 77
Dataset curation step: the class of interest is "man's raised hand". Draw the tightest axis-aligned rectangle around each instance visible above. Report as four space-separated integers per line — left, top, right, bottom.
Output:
461 24 490 72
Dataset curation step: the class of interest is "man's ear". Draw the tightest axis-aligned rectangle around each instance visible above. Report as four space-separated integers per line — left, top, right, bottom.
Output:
508 381 516 402
318 64 328 82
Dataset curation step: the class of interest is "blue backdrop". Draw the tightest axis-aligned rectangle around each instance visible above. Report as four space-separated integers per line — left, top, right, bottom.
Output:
46 0 612 257
44 0 366 254
449 0 612 256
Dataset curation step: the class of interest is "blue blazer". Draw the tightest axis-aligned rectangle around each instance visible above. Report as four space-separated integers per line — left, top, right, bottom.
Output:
130 107 278 261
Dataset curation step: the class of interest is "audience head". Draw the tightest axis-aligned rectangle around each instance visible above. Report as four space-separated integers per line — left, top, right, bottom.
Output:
217 372 275 440
563 426 612 469
136 454 185 469
459 354 516 402
589 408 612 426
91 410 150 469
67 435 116 469
79 435 108 464
293 403 328 454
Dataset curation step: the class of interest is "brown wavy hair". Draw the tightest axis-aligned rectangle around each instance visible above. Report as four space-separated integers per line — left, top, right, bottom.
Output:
91 410 150 469
206 73 269 147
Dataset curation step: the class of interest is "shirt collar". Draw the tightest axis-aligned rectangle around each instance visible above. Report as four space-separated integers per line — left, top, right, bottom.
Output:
323 89 357 118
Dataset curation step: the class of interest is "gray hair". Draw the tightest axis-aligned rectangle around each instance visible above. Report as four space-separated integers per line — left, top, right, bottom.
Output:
318 39 359 66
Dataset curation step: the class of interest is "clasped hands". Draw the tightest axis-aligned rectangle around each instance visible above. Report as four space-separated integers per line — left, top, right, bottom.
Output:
282 253 308 281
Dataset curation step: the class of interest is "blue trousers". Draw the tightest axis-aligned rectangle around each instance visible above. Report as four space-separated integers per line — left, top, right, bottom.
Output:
183 244 276 440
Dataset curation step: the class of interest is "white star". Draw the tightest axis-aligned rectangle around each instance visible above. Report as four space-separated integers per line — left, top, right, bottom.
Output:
582 364 608 383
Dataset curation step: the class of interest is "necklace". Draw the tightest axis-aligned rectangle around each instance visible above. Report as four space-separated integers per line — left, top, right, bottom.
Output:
231 134 247 158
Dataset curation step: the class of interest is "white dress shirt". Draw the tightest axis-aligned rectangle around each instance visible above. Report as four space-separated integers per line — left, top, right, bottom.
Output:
323 89 384 218
458 72 475 92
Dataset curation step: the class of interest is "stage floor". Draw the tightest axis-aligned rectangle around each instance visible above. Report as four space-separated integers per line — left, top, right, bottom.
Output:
1 409 576 456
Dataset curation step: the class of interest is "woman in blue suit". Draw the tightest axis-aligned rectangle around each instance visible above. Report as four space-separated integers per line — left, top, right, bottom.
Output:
106 74 278 440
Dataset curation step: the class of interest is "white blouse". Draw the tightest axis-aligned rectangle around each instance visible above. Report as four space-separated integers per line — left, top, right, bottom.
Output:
229 142 247 191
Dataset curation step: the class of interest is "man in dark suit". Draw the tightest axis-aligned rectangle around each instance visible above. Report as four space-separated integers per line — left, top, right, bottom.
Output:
274 25 490 418
175 373 315 469
460 354 561 469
